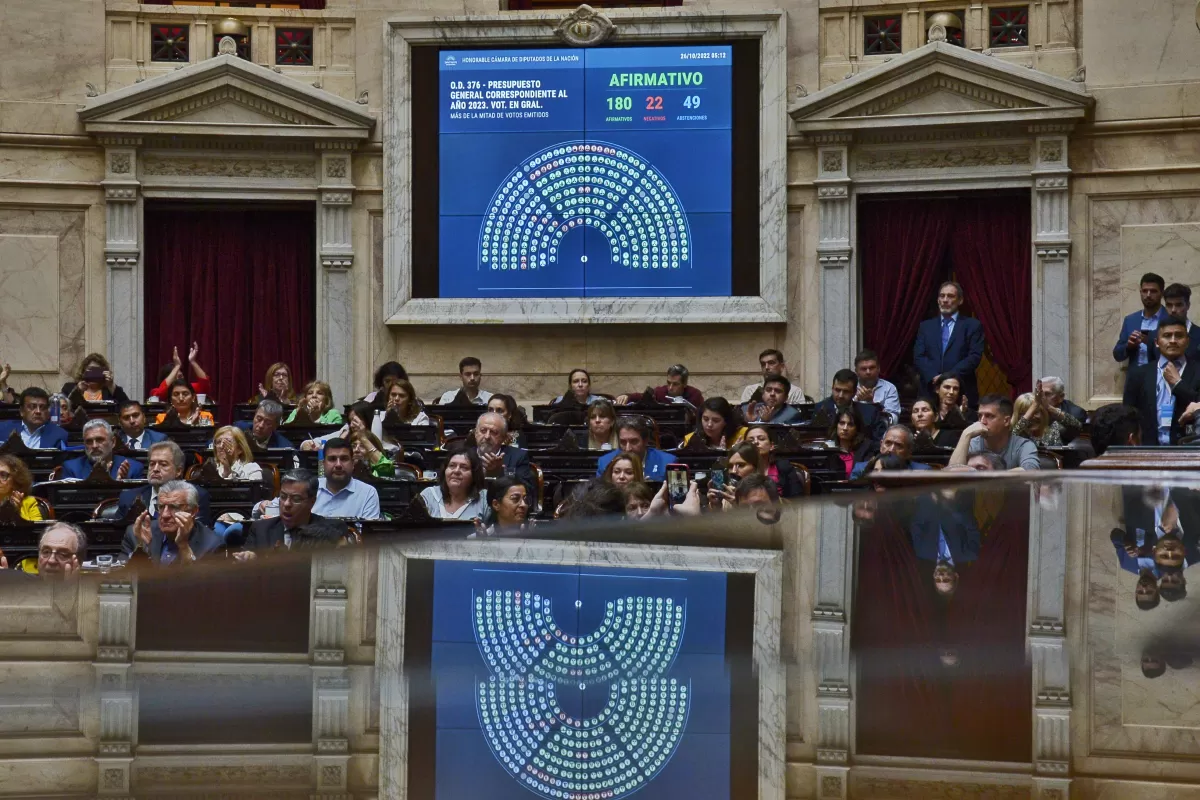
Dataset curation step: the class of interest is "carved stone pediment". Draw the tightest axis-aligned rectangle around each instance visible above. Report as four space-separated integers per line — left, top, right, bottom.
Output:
790 41 1093 136
79 54 374 145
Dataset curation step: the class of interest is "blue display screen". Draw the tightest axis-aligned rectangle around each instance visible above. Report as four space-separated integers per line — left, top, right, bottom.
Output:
438 46 733 298
431 560 730 799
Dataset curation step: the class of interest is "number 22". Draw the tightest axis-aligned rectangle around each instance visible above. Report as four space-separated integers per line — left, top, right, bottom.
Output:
645 95 663 110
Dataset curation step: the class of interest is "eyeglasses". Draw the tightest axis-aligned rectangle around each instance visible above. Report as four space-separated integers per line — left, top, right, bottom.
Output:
0 471 12 481
158 503 191 513
39 547 76 561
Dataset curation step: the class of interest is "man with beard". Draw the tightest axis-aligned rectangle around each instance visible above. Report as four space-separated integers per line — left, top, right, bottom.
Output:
61 420 144 480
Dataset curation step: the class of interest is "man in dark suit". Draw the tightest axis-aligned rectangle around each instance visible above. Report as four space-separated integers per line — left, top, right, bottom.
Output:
473 412 536 497
115 440 212 526
120 479 223 564
234 399 293 449
909 490 982 598
1164 283 1200 362
1113 272 1168 374
0 387 68 449
61 420 145 480
913 281 986 408
234 470 345 559
1123 316 1200 446
117 401 167 450
1037 376 1087 439
813 369 887 440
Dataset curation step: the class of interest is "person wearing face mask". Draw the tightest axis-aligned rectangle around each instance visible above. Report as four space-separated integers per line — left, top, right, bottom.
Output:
472 412 535 497
681 397 746 449
552 369 604 407
285 381 343 424
60 420 144 480
740 374 801 425
235 470 347 558
419 447 488 521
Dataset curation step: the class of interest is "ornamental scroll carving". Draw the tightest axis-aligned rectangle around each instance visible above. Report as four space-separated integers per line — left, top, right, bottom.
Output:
137 765 311 786
856 144 1030 172
142 155 316 180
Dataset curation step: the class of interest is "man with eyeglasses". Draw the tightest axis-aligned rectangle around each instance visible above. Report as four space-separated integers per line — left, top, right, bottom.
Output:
235 469 346 560
1 522 87 579
114 441 212 526
121 479 222 565
0 387 69 449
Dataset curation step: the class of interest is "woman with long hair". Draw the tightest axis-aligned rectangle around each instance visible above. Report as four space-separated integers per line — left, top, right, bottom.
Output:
154 379 214 426
829 404 878 464
743 424 805 497
1012 385 1081 447
419 446 488 521
585 399 619 450
364 361 408 403
351 430 396 478
149 343 211 404
681 397 745 448
251 362 297 405
381 379 429 425
601 452 644 488
934 375 976 428
286 380 344 424
552 368 604 407
488 394 529 448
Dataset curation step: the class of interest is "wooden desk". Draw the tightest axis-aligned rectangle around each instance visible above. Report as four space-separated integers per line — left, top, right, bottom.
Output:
359 518 475 539
34 479 147 523
147 424 218 452
11 449 72 484
423 405 487 434
276 423 342 449
380 422 442 450
232 403 294 423
521 425 578 450
1080 445 1200 469
188 478 270 519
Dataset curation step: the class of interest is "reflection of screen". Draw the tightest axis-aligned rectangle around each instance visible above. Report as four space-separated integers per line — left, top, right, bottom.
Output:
431 561 730 799
438 45 733 299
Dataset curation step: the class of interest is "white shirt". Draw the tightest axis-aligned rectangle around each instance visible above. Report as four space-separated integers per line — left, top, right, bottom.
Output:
124 431 147 450
19 422 45 449
436 388 493 406
218 460 264 482
420 485 489 520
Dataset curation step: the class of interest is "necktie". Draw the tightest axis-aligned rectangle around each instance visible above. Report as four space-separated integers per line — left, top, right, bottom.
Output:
941 317 952 352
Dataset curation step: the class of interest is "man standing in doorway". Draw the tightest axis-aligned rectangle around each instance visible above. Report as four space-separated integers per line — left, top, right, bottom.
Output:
913 282 986 409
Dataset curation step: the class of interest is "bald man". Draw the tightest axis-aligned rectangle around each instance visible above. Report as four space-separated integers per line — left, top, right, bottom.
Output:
473 412 535 498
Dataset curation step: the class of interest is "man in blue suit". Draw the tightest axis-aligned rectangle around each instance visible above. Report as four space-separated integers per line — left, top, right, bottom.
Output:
0 387 68 449
61 420 145 480
1113 272 1168 375
596 416 675 481
116 440 212 526
117 401 168 450
913 281 986 409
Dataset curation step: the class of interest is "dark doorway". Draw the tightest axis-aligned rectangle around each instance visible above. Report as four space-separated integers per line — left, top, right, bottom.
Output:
143 202 316 419
857 191 1031 409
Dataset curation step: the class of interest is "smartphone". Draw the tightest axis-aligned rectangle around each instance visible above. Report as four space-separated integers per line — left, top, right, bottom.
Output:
709 468 727 493
666 464 689 509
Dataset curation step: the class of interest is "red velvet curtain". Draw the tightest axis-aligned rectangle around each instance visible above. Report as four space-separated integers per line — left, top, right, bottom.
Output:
952 197 1034 395
859 200 955 381
853 493 1032 762
143 205 316 421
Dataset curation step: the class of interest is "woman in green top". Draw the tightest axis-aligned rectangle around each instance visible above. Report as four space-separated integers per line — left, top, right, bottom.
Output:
285 380 344 425
352 430 396 478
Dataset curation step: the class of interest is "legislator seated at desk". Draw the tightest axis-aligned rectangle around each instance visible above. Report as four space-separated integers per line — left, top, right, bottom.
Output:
61 420 145 481
419 447 490 521
116 401 167 450
0 388 68 450
233 400 293 450
813 370 887 441
741 374 802 426
472 412 535 497
235 471 347 558
258 441 381 520
120 480 223 565
0 454 44 521
850 426 934 479
0 522 88 579
596 417 674 481
116 441 213 527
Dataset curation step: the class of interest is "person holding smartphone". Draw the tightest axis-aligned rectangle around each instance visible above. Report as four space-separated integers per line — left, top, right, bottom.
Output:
1113 272 1169 376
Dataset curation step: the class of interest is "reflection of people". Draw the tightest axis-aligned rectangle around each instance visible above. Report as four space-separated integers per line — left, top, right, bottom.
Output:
1135 569 1160 611
909 492 981 599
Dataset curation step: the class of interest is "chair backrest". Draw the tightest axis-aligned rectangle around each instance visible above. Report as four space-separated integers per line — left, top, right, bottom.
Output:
394 462 422 480
1038 451 1064 470
258 462 280 497
788 461 812 497
49 465 62 482
33 497 54 520
530 462 545 512
92 496 124 521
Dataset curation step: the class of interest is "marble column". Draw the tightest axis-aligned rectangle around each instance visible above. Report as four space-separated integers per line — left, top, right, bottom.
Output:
1028 487 1072 798
96 577 136 798
317 145 355 408
816 136 855 392
101 140 143 396
1032 129 1072 386
812 503 855 800
312 552 350 796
